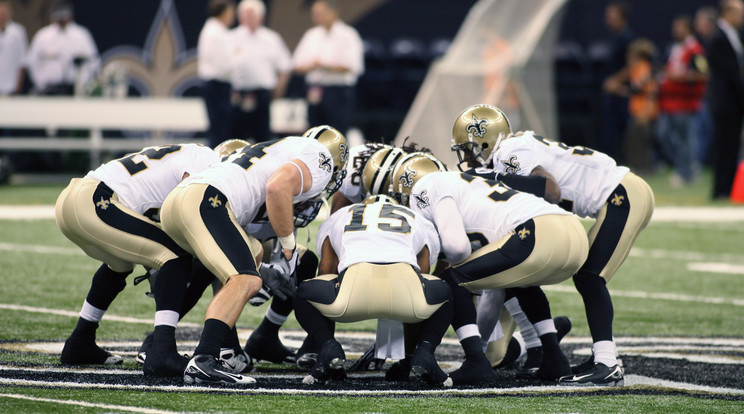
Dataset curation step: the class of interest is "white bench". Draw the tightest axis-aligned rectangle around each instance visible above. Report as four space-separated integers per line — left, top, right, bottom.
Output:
0 96 307 169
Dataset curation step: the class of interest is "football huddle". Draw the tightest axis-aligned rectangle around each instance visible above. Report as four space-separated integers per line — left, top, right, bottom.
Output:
53 103 654 388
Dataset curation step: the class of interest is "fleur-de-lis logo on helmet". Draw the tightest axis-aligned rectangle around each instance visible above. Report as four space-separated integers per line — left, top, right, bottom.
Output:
466 114 489 138
339 143 348 164
398 168 417 188
413 190 430 209
319 152 332 173
208 195 222 208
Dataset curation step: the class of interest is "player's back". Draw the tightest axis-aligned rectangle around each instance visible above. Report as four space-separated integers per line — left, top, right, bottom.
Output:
494 131 628 217
317 201 439 273
186 137 332 226
86 144 218 214
412 171 569 244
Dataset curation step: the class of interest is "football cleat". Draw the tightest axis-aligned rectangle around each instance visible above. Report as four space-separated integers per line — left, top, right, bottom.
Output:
449 355 496 386
348 344 385 372
143 350 189 378
244 330 296 364
571 353 624 374
303 339 346 384
296 335 318 370
136 332 154 365
219 348 255 374
559 362 625 387
534 349 572 382
385 357 412 382
410 342 452 387
183 354 256 385
516 347 543 379
60 336 123 366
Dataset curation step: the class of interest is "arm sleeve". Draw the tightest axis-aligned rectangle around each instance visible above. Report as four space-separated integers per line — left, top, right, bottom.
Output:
432 196 471 265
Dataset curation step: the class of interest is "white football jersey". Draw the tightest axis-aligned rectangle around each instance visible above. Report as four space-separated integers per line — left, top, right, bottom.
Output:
184 137 333 227
86 144 218 215
491 131 629 218
317 201 440 273
337 144 366 203
410 172 569 246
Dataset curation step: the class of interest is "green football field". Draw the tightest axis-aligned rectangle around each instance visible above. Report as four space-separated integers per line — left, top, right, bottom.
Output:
0 170 743 413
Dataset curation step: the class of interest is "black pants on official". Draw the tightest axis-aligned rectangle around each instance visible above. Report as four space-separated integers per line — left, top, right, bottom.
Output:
231 89 272 142
201 79 233 148
711 111 743 199
307 85 354 135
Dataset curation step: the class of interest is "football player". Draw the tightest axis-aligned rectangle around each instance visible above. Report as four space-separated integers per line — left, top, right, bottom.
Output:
55 143 220 377
391 155 589 385
295 194 453 386
161 126 348 385
452 104 655 386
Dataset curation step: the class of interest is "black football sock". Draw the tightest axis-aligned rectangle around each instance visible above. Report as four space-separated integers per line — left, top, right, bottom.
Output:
420 294 452 348
179 260 216 318
70 318 99 338
573 272 614 342
294 296 334 345
194 319 231 357
85 264 130 310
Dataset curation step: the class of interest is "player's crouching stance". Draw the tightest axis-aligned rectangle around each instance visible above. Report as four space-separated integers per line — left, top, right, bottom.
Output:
391 156 589 385
161 127 348 385
55 143 220 376
295 195 453 387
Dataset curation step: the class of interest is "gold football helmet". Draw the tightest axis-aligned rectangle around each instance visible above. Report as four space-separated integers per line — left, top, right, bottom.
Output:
361 194 398 205
361 146 406 196
451 104 512 171
214 139 250 160
390 152 447 206
302 125 349 197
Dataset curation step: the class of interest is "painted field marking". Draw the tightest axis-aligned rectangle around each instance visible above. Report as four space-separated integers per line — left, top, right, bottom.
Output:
0 393 177 414
0 242 82 256
0 303 200 328
0 375 742 397
629 247 744 263
0 206 55 220
687 262 744 275
541 285 744 306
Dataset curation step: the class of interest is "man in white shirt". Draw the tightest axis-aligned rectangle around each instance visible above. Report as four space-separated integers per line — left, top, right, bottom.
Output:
198 0 236 148
25 2 98 95
293 0 364 135
0 0 27 96
231 0 291 142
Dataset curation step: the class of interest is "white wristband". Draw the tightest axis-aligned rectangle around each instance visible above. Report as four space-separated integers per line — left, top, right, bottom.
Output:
278 234 296 252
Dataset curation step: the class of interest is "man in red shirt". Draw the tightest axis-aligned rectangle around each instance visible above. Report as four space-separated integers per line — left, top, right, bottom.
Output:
657 14 708 186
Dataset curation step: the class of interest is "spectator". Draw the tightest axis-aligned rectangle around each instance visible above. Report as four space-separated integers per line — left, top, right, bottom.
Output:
622 38 658 175
293 0 364 136
198 0 236 148
0 0 27 96
25 1 98 96
707 0 744 199
230 0 291 142
600 1 634 161
656 15 707 186
694 6 718 166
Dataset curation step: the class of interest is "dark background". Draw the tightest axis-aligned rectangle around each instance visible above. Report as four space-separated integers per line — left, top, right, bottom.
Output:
22 0 721 149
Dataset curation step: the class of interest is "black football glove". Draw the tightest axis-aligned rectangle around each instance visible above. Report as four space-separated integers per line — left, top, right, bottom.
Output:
258 263 296 301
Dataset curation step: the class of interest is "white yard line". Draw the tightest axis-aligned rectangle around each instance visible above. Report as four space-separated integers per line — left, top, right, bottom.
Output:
0 205 55 220
541 285 744 306
0 393 177 414
0 303 200 328
687 262 744 275
0 242 82 256
0 375 741 397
